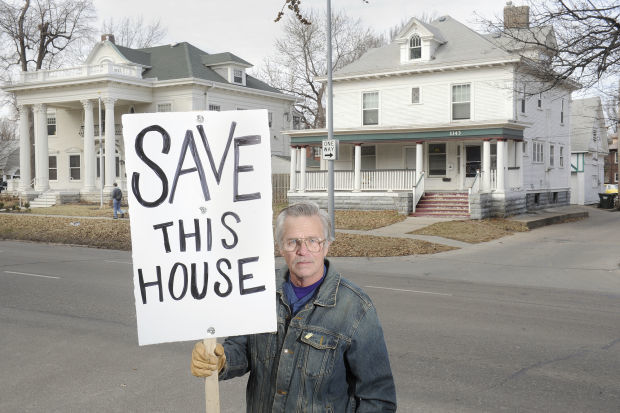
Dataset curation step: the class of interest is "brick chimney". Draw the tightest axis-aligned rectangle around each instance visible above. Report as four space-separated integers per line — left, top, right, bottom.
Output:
504 1 530 29
101 34 115 44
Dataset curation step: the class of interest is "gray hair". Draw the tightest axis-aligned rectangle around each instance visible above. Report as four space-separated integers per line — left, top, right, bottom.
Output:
275 201 334 247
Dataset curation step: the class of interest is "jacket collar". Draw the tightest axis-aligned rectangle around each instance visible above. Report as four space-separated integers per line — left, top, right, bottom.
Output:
276 259 340 308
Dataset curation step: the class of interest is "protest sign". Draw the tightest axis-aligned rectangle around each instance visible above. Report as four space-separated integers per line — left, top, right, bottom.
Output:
122 110 277 346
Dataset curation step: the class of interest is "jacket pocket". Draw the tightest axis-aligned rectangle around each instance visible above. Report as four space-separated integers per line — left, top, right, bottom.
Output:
299 329 339 378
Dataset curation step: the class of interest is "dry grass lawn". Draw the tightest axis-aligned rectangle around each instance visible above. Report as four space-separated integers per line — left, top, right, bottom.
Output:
410 218 529 243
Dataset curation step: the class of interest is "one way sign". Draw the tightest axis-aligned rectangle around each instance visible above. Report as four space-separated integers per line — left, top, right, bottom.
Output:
322 139 338 160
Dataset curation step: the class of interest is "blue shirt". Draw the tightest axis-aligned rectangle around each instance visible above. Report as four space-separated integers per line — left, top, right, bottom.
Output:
283 266 326 315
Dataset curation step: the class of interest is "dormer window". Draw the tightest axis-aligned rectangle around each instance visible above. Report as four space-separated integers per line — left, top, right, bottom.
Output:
233 69 243 84
409 35 421 59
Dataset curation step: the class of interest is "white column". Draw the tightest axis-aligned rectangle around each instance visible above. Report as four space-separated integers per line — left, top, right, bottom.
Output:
496 139 506 192
289 146 297 192
81 100 96 191
354 144 362 192
516 140 524 189
103 98 117 191
416 142 424 182
299 146 307 192
18 105 32 191
33 103 49 191
482 139 491 191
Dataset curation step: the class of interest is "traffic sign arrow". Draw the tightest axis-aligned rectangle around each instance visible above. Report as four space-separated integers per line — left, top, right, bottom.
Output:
324 153 334 158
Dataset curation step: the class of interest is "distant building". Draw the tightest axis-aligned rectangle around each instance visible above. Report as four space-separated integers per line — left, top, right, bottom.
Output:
569 97 608 204
284 3 578 217
2 35 296 203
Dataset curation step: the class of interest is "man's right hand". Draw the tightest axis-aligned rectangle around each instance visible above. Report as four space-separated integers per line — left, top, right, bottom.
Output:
190 341 226 377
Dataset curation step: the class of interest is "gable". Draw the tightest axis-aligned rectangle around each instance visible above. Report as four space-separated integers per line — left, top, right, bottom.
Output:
85 42 136 66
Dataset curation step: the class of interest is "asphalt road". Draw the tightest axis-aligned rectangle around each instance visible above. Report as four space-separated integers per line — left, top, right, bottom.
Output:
1 207 619 412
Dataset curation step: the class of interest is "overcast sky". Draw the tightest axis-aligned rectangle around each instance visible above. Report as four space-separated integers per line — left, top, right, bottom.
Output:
92 0 506 74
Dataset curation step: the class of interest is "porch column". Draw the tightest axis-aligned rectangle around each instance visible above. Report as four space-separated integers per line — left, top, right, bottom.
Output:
33 103 49 192
103 98 117 191
496 139 506 192
289 146 297 192
17 105 32 191
299 146 307 192
482 139 491 191
516 140 524 189
416 141 424 182
354 143 362 192
81 100 96 191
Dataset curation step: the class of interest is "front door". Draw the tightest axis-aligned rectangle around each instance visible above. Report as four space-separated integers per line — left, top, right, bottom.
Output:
465 145 481 188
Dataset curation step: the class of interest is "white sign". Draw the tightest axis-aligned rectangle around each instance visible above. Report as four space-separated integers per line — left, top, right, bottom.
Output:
322 139 338 160
122 110 277 346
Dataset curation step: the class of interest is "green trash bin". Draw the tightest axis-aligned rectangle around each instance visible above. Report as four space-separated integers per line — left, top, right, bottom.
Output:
599 193 616 208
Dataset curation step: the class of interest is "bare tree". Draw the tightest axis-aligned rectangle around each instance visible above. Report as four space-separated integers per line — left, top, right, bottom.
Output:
261 9 384 129
0 0 96 73
0 117 18 178
101 16 167 48
274 0 369 25
480 0 619 91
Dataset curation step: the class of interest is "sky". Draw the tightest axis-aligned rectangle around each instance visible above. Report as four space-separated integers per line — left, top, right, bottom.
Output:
92 0 506 74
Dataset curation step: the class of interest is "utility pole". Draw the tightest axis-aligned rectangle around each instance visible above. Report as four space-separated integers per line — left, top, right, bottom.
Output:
326 0 335 239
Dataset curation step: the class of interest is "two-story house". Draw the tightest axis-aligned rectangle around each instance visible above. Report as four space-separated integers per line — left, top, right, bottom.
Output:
2 35 296 204
569 97 609 205
285 4 577 218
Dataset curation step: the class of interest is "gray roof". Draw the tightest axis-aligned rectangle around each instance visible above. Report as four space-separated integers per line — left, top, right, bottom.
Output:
115 42 281 94
334 15 515 78
570 97 608 153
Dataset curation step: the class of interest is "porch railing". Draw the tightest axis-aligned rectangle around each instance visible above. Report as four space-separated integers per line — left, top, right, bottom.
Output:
18 63 142 84
79 124 123 137
295 169 416 191
412 172 425 213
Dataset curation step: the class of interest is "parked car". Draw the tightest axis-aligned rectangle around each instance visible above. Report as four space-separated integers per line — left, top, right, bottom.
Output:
604 184 618 194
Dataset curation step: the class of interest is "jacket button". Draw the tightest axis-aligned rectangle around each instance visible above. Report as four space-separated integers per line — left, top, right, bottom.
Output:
283 348 293 354
277 389 287 395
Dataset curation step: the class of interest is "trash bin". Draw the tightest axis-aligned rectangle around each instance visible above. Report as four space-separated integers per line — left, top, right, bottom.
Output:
599 193 617 208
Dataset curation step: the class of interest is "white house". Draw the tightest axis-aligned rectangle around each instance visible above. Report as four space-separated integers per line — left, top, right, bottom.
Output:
285 4 577 217
2 35 296 204
569 97 609 205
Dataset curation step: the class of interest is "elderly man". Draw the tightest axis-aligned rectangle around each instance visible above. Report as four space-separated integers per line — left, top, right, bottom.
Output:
191 202 396 412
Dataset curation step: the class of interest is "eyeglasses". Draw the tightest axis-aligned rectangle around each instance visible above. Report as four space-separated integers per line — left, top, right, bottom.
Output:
281 237 326 253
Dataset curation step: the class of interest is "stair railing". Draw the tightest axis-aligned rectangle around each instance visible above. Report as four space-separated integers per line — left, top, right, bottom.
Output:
412 172 425 214
467 170 480 214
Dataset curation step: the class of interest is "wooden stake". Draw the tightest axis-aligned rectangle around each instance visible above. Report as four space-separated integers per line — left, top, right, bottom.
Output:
203 338 220 413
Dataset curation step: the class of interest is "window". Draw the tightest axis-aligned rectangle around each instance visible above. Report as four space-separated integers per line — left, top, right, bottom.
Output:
428 143 446 175
537 93 542 109
208 104 221 111
411 87 420 104
268 111 273 128
490 143 497 170
69 154 81 180
233 69 243 84
409 35 421 59
560 99 564 124
615 152 618 164
96 150 120 178
313 146 321 158
532 141 544 163
157 103 172 112
523 140 528 156
293 115 301 130
559 146 564 167
520 85 526 114
615 172 618 182
361 145 376 169
362 91 379 126
49 156 57 180
452 84 471 120
47 112 56 136
549 144 555 167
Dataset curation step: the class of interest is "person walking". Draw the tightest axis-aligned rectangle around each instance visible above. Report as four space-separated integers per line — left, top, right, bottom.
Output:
111 182 125 219
190 201 397 412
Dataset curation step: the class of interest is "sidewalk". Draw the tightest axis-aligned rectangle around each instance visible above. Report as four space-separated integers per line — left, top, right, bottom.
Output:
336 204 591 248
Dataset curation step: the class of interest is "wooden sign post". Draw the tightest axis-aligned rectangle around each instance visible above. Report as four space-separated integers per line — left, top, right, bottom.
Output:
121 110 277 411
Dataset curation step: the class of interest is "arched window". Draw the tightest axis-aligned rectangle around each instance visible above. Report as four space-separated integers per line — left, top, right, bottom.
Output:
409 35 421 60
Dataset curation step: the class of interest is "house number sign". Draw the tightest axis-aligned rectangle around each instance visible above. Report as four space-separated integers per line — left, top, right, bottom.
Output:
449 130 462 136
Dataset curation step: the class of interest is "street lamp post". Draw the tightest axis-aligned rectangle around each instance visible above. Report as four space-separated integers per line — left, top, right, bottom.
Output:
326 0 335 239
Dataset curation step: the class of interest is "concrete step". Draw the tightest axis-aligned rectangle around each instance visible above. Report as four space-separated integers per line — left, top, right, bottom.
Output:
29 192 57 208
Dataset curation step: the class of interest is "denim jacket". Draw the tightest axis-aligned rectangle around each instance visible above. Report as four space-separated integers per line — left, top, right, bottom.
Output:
220 259 397 412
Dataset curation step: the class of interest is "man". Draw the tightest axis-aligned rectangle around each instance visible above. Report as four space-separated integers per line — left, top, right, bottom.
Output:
191 202 397 412
111 182 125 219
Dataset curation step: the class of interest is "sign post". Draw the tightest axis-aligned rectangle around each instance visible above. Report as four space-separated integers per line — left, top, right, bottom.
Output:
121 110 277 412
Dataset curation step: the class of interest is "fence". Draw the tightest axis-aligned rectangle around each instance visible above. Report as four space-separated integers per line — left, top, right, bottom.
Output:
272 174 290 204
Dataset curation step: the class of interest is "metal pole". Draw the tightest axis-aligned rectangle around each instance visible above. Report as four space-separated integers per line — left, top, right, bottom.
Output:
98 97 104 208
326 0 335 240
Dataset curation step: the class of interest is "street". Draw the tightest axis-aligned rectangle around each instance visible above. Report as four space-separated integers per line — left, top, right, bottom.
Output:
1 207 619 412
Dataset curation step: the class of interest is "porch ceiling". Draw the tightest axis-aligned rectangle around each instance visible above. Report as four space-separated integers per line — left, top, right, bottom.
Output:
289 125 525 145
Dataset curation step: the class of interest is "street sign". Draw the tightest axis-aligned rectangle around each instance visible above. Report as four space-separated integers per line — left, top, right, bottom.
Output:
322 139 338 160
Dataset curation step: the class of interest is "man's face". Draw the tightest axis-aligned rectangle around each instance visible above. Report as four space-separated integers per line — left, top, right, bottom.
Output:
279 215 329 287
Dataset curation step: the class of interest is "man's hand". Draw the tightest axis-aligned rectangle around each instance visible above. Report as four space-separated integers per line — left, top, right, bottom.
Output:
190 341 226 377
